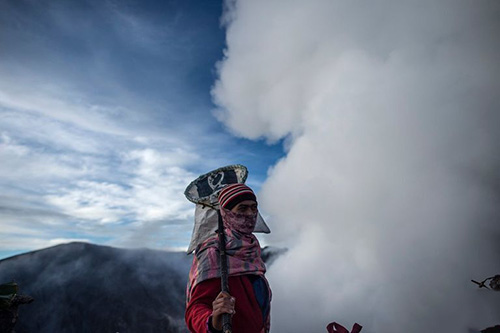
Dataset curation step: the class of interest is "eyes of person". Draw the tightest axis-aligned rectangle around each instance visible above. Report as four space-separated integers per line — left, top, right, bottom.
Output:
237 205 258 212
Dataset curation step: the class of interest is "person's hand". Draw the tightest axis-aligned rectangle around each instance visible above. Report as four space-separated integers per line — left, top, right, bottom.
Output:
211 291 235 330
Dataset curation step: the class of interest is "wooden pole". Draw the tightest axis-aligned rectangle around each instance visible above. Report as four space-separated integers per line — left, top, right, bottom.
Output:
217 210 232 333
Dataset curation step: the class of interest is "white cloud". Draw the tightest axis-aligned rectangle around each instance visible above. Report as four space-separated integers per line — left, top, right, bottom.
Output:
47 238 92 246
0 83 131 137
43 148 197 224
0 133 87 184
0 100 202 253
123 148 198 220
0 236 92 253
45 181 131 224
214 0 500 331
0 144 199 254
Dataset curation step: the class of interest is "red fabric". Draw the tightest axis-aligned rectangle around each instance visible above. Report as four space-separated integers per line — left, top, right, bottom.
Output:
326 322 362 333
186 275 267 333
186 228 266 304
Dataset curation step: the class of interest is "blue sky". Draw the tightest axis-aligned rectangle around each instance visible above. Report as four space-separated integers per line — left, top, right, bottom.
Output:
0 0 284 259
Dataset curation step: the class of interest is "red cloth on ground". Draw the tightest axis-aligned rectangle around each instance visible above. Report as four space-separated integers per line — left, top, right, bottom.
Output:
185 275 268 333
326 322 363 333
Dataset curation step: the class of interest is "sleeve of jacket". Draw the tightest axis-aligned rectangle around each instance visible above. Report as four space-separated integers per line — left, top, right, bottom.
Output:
185 278 222 333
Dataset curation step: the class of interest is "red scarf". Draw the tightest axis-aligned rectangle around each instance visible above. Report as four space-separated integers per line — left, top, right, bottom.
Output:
186 209 267 302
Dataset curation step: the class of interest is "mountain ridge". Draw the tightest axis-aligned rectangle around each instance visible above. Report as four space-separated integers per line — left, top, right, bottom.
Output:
0 241 285 333
0 242 192 333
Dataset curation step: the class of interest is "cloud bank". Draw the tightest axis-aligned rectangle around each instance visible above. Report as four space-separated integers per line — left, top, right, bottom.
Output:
0 0 231 256
213 0 500 331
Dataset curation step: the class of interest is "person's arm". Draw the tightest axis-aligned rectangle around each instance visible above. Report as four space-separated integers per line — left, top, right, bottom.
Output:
185 279 235 333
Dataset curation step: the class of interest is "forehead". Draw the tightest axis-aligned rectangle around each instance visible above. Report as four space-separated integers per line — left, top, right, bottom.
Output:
234 200 257 207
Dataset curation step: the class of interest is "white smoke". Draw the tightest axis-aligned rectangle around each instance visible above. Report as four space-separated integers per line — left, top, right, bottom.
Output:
213 0 500 332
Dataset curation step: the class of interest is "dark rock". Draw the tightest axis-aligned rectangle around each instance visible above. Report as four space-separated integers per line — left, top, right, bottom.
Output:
0 292 34 333
482 325 500 333
261 246 288 266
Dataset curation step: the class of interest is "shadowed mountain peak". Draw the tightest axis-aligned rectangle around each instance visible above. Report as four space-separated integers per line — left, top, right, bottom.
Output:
0 242 285 333
0 242 192 333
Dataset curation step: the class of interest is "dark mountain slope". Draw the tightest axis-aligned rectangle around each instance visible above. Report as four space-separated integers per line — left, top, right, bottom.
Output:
0 242 192 333
0 242 285 333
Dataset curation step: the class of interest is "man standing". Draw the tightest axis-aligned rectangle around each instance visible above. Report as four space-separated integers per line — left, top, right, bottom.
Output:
185 183 271 333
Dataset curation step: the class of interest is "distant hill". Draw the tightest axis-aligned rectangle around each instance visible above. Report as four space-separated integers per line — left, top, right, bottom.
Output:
0 242 192 333
0 242 285 333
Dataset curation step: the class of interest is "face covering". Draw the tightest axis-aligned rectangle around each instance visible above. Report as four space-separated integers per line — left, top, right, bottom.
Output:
220 207 257 234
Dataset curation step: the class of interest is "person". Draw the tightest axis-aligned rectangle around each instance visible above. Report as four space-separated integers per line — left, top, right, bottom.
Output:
185 183 271 333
